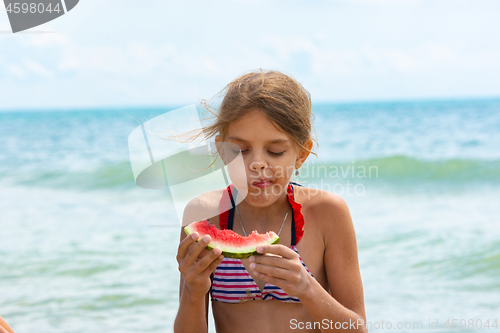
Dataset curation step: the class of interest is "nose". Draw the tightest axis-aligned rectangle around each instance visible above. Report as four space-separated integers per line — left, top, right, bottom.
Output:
248 152 268 171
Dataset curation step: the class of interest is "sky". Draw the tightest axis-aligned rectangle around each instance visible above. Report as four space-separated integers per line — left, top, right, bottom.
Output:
1 0 499 110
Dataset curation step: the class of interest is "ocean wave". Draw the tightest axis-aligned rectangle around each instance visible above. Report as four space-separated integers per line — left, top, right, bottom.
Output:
1 155 499 191
0 161 136 191
300 155 500 183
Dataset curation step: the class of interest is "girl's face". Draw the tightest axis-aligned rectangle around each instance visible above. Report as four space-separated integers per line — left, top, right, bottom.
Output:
216 109 310 207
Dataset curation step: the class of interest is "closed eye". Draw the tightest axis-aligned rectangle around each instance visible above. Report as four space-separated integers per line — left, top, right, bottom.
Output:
231 149 247 154
231 150 285 156
269 151 285 156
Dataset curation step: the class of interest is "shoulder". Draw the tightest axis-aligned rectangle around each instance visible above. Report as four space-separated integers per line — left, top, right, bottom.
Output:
296 186 350 220
301 187 347 208
297 187 354 243
182 188 224 229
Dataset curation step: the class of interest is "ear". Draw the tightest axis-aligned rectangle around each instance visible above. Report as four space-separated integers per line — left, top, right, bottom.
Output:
295 138 313 169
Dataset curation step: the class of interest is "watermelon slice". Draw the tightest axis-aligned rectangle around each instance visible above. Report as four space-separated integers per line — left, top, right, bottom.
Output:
184 219 280 259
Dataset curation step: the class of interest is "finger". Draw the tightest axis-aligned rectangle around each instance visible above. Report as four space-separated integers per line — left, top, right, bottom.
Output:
254 271 287 288
192 247 223 275
250 262 291 280
201 252 225 277
177 232 199 262
182 235 212 267
256 244 299 259
249 254 290 269
194 249 211 263
0 316 14 333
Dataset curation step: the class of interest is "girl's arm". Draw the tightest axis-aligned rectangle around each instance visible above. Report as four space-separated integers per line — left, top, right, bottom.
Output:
174 199 224 333
0 316 15 333
298 194 367 332
174 228 222 333
174 274 210 333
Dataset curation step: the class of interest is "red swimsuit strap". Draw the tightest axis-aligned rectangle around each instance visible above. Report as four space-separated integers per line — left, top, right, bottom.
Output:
218 183 235 231
218 182 305 244
287 182 305 244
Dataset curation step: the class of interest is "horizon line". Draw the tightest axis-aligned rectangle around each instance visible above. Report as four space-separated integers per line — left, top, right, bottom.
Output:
1 95 500 113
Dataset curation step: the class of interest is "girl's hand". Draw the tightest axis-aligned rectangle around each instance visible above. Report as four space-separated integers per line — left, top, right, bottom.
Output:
0 315 15 333
177 232 224 297
248 244 313 299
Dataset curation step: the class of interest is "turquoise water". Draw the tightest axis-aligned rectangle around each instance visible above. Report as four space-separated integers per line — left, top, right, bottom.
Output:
1 99 499 332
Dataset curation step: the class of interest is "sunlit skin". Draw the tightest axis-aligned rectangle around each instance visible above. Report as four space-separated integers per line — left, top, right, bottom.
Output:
175 109 367 333
0 316 14 333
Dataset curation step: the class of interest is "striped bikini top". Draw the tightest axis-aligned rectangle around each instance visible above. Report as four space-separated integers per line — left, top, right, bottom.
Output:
211 182 314 303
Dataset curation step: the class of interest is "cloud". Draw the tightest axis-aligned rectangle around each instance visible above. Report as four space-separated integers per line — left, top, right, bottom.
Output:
428 44 456 63
59 47 80 71
7 64 28 78
28 32 67 47
1 0 499 108
24 60 53 77
259 35 465 75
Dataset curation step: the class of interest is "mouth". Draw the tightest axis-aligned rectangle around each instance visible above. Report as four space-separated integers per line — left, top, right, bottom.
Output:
251 178 272 188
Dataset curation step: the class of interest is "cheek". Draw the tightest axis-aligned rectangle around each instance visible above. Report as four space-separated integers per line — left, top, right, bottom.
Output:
269 163 295 179
226 149 249 187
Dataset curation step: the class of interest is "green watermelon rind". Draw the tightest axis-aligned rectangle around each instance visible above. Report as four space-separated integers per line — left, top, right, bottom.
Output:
184 224 280 259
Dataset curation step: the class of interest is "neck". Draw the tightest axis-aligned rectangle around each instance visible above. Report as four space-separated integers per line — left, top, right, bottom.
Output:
236 190 290 232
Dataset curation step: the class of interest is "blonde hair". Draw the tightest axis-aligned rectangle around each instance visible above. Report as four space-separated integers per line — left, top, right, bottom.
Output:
155 69 318 168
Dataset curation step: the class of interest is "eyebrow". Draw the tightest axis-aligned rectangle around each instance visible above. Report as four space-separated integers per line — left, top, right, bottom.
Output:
227 136 290 144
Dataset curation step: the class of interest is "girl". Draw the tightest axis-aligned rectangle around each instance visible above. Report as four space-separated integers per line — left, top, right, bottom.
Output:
174 70 367 332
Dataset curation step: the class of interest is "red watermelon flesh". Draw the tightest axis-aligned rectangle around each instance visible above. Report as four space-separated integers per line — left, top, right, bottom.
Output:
184 219 279 259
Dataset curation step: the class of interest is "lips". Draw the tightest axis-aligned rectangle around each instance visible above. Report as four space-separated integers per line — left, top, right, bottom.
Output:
251 178 272 188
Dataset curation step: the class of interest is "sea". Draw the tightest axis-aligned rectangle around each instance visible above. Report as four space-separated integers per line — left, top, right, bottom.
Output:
1 99 499 332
